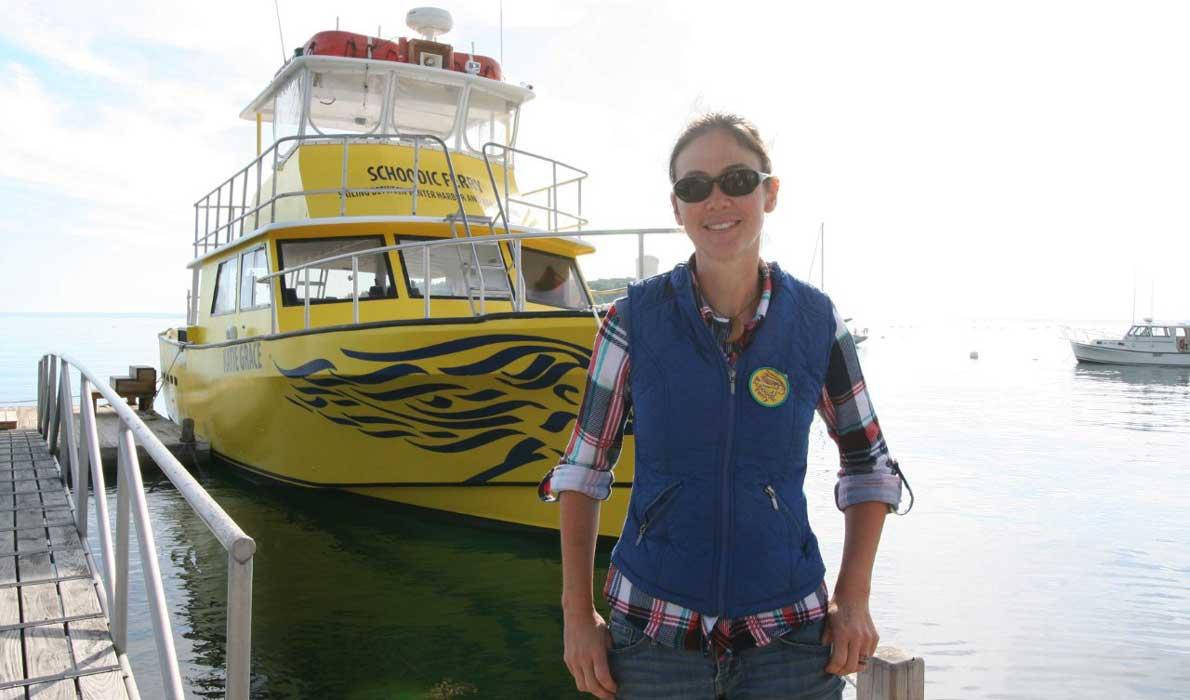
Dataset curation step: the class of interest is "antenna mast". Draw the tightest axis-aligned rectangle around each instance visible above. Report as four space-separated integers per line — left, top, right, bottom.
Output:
273 0 287 63
1131 268 1136 323
499 0 504 65
807 223 822 285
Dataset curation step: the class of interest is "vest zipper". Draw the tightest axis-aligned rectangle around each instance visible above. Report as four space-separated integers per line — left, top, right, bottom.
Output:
716 361 737 615
764 485 779 510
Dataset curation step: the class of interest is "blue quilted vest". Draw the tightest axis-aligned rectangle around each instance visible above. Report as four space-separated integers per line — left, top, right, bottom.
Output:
608 261 835 617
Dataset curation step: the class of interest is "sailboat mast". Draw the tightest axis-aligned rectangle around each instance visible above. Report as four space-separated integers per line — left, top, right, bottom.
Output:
820 222 825 291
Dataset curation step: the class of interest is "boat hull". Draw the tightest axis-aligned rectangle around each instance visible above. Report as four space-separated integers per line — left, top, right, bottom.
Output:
1070 340 1190 367
160 313 634 537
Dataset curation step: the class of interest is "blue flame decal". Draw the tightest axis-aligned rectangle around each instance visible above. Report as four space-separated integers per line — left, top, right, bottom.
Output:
276 334 591 482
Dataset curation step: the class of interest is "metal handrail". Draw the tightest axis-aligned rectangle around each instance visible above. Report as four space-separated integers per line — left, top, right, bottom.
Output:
256 227 683 329
193 133 470 258
36 354 255 700
481 143 588 236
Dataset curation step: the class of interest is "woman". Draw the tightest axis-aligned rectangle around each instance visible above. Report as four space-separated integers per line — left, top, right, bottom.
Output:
539 113 905 699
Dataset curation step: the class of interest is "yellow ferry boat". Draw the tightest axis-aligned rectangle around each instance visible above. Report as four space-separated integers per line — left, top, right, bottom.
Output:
159 8 670 537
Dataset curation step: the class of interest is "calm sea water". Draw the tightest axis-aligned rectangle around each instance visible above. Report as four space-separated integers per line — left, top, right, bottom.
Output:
4 313 1190 699
0 313 182 405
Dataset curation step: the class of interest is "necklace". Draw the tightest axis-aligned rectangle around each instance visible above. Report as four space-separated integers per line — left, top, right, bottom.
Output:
710 287 760 322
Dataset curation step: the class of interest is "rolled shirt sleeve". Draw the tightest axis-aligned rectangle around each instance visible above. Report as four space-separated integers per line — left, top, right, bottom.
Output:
817 304 904 511
538 303 632 503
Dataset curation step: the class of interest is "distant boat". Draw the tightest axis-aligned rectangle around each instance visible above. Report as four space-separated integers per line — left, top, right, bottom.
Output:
844 317 868 345
1070 319 1190 366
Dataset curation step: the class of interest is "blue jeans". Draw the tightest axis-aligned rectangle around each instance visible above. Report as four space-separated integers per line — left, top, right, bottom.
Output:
606 614 844 700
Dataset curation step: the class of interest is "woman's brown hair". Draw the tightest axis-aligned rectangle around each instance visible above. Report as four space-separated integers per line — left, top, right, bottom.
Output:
668 113 772 183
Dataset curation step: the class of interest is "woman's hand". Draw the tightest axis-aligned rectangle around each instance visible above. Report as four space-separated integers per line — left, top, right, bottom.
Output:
563 607 617 699
821 596 879 676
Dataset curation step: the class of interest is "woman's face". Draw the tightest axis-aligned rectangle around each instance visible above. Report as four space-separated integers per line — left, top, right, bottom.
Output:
670 128 779 266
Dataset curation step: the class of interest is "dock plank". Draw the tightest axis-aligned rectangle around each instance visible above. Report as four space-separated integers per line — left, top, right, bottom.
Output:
24 623 75 699
0 587 16 626
49 525 81 550
0 591 21 692
59 579 99 618
26 679 77 699
21 583 61 625
72 618 127 699
0 652 23 695
52 547 90 580
80 671 129 699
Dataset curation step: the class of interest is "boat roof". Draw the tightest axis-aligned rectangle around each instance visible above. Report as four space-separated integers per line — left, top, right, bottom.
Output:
1132 320 1190 326
240 55 536 122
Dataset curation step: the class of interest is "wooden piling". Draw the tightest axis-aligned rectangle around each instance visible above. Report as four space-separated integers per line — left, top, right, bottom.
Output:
857 646 925 700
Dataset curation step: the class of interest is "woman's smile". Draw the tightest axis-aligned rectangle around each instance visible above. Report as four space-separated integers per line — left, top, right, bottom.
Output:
704 219 741 232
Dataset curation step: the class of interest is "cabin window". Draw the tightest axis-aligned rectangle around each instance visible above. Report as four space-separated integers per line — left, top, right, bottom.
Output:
273 73 304 150
276 236 396 306
521 249 589 310
390 78 460 138
464 89 517 153
211 257 239 315
238 247 272 310
308 69 387 134
1134 326 1152 337
1152 327 1169 337
1176 328 1188 338
397 237 511 299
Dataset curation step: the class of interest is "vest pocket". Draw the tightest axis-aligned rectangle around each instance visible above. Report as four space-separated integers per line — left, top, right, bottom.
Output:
763 484 805 547
634 481 683 545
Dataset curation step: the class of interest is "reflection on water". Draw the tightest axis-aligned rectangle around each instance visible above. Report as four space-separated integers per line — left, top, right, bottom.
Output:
106 468 604 699
1074 364 1190 388
92 320 1190 699
1073 364 1190 434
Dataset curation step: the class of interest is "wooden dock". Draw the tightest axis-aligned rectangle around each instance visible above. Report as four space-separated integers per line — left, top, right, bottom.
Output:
88 408 207 467
0 405 208 472
0 430 131 698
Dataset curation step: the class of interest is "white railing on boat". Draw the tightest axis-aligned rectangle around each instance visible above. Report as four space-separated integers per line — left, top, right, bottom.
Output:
36 354 255 700
194 133 464 257
482 143 587 234
256 228 684 331
193 133 589 258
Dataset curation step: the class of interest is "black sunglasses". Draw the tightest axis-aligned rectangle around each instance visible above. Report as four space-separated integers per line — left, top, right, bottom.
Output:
672 169 772 203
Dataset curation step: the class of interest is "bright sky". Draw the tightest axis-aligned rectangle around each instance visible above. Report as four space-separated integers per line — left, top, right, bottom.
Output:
2 0 1188 321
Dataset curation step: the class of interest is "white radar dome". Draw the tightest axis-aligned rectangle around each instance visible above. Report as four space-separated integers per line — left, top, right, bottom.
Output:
406 7 453 41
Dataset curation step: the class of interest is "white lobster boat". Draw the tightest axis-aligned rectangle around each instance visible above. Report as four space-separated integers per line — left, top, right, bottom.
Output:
1070 320 1190 366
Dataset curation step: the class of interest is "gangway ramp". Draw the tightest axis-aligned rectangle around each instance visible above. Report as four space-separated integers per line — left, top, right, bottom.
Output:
0 430 128 698
0 354 256 699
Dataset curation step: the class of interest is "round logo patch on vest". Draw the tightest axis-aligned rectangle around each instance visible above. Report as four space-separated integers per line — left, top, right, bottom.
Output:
748 367 789 408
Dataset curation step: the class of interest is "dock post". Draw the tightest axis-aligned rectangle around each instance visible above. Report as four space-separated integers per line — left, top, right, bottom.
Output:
59 361 79 483
75 377 94 540
113 436 131 653
47 357 60 452
37 357 45 434
181 418 195 444
857 646 925 700
226 543 255 700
